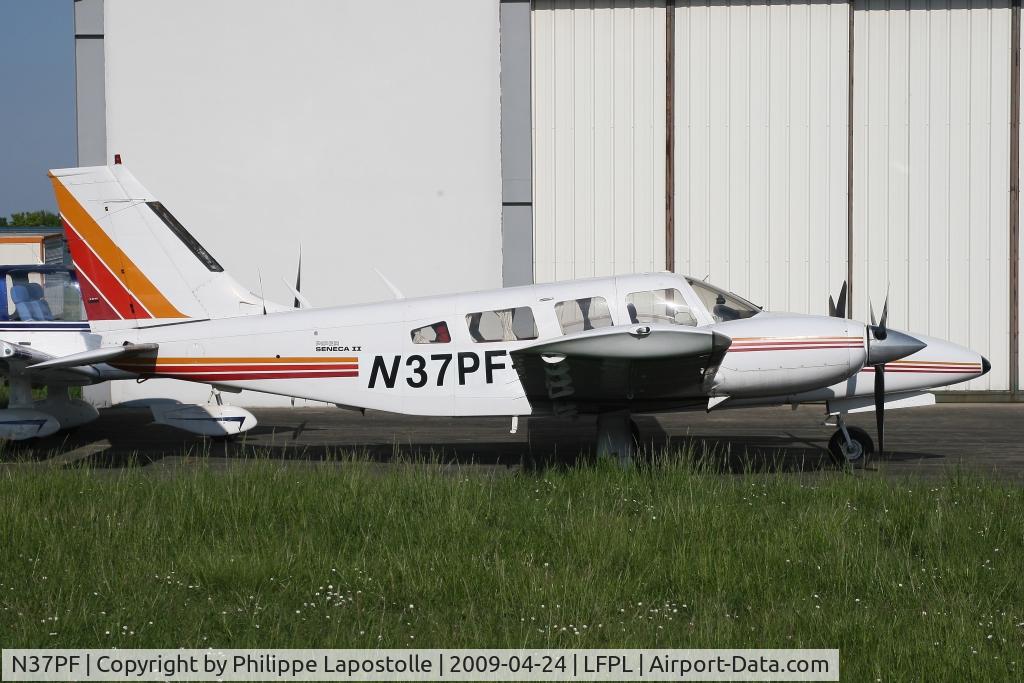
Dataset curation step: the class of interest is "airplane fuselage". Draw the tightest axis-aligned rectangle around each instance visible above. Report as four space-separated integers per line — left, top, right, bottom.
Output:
77 273 985 417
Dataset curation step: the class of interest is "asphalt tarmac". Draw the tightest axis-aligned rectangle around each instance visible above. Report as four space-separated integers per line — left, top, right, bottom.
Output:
3 403 1023 479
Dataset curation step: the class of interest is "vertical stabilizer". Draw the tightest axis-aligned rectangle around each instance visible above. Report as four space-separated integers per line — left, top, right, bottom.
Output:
49 164 269 329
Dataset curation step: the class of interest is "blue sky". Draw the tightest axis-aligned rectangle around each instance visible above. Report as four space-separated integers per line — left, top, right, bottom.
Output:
0 0 77 218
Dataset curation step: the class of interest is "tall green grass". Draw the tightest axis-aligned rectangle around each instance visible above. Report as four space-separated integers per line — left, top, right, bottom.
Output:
1 456 1021 681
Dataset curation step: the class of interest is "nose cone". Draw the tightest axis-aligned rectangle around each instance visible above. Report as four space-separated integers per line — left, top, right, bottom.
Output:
867 329 928 365
981 356 991 376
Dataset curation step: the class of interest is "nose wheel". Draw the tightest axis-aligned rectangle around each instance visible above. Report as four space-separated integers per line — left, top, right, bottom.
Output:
827 421 874 468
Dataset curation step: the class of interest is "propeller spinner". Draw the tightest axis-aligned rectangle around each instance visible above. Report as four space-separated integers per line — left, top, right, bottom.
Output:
863 292 925 454
829 283 927 456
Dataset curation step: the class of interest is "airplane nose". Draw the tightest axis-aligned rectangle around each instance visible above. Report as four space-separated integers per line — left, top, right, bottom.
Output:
981 356 991 376
866 329 928 365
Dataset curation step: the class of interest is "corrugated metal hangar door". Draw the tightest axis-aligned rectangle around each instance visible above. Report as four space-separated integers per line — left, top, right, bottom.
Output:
674 1 851 316
853 0 1013 392
532 1 668 283
531 1 1017 393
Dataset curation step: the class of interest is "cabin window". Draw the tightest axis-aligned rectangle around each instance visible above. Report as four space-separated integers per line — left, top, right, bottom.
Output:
625 289 697 326
410 321 451 344
465 306 538 342
554 296 613 334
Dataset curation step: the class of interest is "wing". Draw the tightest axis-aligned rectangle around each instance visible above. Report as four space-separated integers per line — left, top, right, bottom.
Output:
510 324 731 414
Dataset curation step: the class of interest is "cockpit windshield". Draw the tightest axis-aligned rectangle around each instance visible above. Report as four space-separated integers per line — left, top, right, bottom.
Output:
686 278 762 323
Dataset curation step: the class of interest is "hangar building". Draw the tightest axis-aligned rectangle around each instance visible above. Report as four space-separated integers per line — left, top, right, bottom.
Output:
72 0 1021 405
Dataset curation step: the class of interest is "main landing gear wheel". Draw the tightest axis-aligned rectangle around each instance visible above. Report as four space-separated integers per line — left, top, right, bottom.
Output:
828 426 874 468
596 412 635 467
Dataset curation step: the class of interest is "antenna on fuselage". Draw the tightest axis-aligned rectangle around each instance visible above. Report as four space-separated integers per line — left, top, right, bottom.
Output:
294 247 302 308
257 269 267 315
282 247 312 309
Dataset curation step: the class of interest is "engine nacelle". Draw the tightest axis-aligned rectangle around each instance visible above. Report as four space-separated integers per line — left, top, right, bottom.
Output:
0 409 60 440
33 398 99 430
711 313 867 398
150 403 257 437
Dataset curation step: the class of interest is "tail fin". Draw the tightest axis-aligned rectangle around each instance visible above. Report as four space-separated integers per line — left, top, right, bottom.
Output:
49 164 266 329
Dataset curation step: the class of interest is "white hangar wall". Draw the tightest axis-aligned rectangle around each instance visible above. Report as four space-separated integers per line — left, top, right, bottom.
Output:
531 1 668 282
96 0 502 407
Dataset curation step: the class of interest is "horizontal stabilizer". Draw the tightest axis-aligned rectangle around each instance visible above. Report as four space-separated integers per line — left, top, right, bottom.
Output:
28 343 158 371
0 340 107 382
0 340 57 365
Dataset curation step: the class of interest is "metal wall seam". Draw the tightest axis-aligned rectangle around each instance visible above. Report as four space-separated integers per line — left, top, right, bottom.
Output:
1012 0 1021 394
666 0 676 272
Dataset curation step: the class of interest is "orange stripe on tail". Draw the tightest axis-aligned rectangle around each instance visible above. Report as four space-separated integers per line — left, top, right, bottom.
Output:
49 175 187 319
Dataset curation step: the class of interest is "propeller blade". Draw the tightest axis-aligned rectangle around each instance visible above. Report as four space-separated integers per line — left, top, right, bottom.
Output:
835 281 847 318
282 277 312 309
879 291 889 332
869 302 877 327
874 364 885 455
827 282 847 318
373 268 406 300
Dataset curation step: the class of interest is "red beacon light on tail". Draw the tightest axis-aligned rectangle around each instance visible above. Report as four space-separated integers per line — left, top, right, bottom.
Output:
113 154 122 165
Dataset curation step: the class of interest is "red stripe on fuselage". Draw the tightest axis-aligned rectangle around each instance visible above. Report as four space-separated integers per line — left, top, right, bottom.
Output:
730 344 862 352
860 367 978 374
117 363 359 373
154 371 360 381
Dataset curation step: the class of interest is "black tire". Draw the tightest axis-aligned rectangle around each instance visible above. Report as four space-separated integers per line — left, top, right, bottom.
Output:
209 433 238 443
828 426 874 469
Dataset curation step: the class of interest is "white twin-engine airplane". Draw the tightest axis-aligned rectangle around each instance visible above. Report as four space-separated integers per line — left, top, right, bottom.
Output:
0 161 990 466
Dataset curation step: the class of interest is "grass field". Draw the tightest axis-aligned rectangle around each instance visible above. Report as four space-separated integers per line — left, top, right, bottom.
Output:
1 455 1022 681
